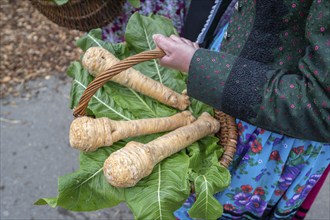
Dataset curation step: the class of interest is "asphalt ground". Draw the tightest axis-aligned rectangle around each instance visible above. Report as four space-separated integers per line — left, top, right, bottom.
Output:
0 76 329 220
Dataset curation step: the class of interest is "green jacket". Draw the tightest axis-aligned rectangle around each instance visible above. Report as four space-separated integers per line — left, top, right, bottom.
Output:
187 0 330 142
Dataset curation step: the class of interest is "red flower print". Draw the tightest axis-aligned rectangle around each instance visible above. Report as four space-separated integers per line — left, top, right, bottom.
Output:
259 129 265 134
237 122 244 136
251 139 262 153
241 184 253 193
254 187 265 196
292 146 304 155
224 204 235 211
283 194 288 200
270 150 281 161
296 186 304 193
275 189 284 196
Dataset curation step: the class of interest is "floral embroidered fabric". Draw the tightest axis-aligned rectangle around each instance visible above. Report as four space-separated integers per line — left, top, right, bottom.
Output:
175 120 330 219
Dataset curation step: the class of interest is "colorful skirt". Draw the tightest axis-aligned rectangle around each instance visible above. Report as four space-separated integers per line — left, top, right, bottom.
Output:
174 119 330 219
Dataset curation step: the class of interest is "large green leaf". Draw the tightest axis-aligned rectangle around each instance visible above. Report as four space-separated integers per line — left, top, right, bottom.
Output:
67 61 135 120
187 137 231 219
75 29 128 58
37 13 230 219
188 167 228 219
125 13 184 89
125 151 191 220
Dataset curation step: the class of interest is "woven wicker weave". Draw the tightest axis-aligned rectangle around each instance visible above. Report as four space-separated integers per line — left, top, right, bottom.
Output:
30 0 125 31
73 48 237 168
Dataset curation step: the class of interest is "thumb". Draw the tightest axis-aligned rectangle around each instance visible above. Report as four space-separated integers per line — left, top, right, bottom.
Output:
152 34 173 53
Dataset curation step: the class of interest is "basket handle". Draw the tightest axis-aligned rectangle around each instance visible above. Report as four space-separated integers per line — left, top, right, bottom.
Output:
73 47 166 117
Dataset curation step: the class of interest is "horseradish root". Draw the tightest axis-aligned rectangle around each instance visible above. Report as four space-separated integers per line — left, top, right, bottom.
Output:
103 112 220 188
82 47 190 110
69 111 195 152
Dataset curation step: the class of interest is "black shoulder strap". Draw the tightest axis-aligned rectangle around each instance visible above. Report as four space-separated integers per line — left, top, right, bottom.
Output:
181 0 215 42
182 0 232 48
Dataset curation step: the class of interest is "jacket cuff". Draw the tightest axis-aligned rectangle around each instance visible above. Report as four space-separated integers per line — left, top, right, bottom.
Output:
187 48 269 122
187 48 236 111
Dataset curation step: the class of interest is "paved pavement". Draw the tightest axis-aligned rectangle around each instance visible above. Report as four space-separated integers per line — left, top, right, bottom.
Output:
0 76 329 220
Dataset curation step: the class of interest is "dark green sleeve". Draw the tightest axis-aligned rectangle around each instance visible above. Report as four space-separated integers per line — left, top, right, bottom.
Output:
187 2 330 142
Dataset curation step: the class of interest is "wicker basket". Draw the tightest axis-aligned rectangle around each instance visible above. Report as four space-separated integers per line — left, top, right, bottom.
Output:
73 48 237 168
30 0 126 31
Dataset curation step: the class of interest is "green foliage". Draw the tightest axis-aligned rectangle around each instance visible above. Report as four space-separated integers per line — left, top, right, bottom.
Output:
36 13 230 219
187 137 230 219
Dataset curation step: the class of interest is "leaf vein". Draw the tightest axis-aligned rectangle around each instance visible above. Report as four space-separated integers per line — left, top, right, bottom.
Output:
74 80 131 121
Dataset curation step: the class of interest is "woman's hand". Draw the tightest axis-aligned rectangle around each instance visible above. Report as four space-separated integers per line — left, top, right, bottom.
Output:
153 34 199 73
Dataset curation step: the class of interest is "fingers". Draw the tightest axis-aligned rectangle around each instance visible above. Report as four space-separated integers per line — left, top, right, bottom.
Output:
193 42 200 49
154 34 198 49
170 35 197 48
152 34 198 72
180 37 195 47
158 55 173 68
170 35 185 44
153 34 175 54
